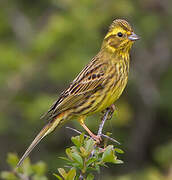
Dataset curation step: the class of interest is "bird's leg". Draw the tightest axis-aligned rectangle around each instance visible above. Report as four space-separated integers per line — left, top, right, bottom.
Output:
107 104 116 120
101 104 116 121
78 116 102 144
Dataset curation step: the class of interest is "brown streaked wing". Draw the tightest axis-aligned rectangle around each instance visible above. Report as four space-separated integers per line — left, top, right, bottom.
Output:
42 59 110 119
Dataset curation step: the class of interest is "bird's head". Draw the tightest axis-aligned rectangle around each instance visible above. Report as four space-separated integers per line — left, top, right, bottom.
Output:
102 19 139 53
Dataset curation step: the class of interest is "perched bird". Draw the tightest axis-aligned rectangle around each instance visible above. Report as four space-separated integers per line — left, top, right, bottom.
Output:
17 19 139 167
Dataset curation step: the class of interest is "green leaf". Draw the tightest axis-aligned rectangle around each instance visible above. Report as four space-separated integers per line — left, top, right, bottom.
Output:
86 167 97 172
114 148 124 154
59 157 71 162
0 171 18 180
32 174 48 180
79 133 85 144
84 139 95 153
71 152 83 168
101 145 117 163
95 164 100 173
71 136 81 148
6 153 19 168
66 148 73 160
71 146 78 152
53 173 63 180
58 168 67 179
115 159 123 164
80 146 87 156
32 161 47 175
86 157 97 167
66 168 76 180
86 173 94 180
22 158 33 176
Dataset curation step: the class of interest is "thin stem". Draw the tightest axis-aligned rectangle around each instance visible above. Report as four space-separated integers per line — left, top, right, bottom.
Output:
79 173 84 180
97 108 111 136
101 134 120 145
66 127 90 138
66 108 120 144
97 106 120 144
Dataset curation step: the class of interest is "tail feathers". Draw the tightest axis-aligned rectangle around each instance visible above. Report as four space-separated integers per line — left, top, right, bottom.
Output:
17 113 65 168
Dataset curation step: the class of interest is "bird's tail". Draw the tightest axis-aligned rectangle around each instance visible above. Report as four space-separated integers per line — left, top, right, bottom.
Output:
17 112 67 168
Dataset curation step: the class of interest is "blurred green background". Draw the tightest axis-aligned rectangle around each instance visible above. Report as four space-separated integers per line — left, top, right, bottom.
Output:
0 0 172 179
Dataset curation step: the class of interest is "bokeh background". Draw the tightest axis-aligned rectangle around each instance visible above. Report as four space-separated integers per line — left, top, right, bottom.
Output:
0 0 172 179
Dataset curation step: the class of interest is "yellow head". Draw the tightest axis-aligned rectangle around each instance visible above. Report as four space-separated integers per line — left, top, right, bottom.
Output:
102 19 139 52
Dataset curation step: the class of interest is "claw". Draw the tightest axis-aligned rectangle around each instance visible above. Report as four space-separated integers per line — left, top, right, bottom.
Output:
91 134 102 144
107 104 116 119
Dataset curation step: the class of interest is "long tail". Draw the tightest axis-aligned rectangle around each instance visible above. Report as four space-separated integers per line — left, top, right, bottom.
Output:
17 112 66 168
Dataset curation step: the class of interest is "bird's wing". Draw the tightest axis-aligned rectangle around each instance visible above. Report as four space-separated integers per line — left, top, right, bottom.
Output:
41 56 109 119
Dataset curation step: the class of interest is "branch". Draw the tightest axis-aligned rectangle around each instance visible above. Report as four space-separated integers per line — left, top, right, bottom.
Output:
66 107 120 145
101 134 120 145
65 108 121 179
97 108 111 136
66 126 90 138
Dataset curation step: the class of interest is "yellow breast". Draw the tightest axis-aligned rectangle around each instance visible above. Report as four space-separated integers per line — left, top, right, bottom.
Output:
95 58 129 113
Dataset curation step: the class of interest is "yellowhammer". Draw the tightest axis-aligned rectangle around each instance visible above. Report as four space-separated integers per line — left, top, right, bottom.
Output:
17 19 139 167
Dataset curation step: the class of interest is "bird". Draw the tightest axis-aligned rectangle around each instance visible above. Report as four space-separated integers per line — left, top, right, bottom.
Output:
17 19 139 167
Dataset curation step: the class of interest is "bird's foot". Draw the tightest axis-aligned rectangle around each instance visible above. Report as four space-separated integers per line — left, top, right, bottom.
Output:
101 104 116 121
91 134 102 144
109 104 116 112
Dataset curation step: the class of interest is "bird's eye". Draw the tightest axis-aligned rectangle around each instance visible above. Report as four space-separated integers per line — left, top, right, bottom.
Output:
117 32 123 37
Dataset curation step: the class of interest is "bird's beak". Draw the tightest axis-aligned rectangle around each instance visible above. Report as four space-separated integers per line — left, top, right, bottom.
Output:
128 32 140 41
